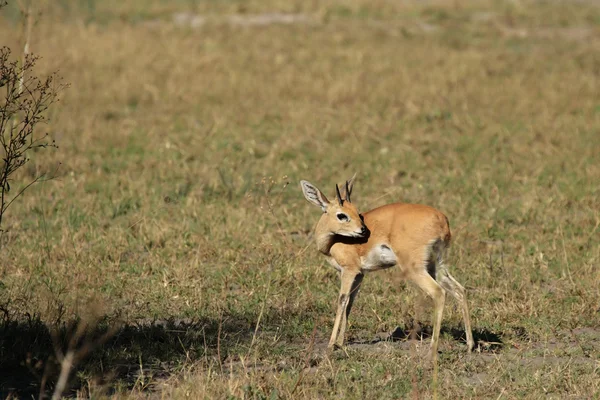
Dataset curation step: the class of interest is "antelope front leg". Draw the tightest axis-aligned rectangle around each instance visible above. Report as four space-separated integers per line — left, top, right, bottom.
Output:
336 273 364 348
328 269 361 349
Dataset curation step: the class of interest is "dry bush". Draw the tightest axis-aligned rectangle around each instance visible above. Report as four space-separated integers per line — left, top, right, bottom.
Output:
0 46 64 233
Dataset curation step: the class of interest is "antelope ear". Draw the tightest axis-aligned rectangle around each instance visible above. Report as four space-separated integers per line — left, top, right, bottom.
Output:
344 173 356 201
300 180 330 212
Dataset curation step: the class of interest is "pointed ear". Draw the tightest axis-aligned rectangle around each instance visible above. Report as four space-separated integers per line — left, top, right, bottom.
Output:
300 180 330 212
343 173 356 202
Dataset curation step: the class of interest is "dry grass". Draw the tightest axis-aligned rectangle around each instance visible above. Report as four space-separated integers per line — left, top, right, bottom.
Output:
1 0 599 398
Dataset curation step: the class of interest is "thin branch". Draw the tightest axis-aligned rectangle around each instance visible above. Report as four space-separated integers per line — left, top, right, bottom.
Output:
49 321 120 400
290 323 318 395
2 163 60 214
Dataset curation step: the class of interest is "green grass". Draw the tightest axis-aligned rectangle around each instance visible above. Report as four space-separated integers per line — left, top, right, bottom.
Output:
1 0 600 398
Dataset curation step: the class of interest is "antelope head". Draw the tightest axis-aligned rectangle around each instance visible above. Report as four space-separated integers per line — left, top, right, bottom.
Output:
300 175 368 238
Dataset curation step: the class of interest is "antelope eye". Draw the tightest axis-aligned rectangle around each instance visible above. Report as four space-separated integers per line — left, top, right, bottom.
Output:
336 213 349 222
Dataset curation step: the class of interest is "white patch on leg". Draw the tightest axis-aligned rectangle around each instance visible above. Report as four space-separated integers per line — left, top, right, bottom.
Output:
326 256 343 272
361 244 397 271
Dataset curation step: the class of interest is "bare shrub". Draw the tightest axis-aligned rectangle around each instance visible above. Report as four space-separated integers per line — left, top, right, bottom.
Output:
0 46 66 233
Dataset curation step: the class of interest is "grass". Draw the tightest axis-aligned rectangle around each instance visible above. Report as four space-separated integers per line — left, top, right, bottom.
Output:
1 0 599 398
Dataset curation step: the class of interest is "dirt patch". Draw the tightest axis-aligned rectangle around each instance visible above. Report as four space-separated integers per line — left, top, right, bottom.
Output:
497 25 597 41
168 12 315 29
305 326 600 387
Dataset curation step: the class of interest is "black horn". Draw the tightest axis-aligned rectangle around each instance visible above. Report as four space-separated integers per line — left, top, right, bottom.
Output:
335 184 343 205
345 180 351 202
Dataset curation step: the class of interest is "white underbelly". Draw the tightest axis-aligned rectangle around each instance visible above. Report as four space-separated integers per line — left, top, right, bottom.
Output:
361 244 397 272
324 244 398 273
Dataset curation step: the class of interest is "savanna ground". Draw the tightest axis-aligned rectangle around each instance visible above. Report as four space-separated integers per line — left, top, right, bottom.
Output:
1 0 599 398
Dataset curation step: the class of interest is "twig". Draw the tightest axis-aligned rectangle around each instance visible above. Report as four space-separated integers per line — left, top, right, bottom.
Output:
410 321 420 400
52 351 75 400
18 0 34 101
49 321 119 400
290 323 318 395
496 388 506 400
558 225 575 286
569 326 590 358
216 276 228 374
263 179 292 247
249 267 272 351
3 163 60 212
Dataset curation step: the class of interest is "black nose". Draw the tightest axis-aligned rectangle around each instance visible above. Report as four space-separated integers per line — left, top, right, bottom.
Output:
360 226 368 235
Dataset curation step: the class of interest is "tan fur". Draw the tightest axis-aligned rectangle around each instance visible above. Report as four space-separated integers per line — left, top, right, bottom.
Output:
300 177 474 359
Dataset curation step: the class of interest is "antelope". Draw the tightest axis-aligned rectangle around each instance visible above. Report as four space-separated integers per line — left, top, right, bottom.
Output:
300 176 474 358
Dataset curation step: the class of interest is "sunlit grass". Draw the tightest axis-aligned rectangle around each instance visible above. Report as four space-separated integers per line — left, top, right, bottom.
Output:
1 0 599 398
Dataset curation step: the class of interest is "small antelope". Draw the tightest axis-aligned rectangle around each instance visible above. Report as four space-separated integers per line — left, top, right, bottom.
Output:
300 176 474 357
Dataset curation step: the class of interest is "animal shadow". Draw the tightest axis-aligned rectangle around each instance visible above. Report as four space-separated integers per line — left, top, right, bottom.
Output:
356 324 504 353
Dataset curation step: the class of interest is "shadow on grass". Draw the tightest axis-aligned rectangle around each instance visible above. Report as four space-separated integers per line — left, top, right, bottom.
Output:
0 312 260 398
352 324 505 353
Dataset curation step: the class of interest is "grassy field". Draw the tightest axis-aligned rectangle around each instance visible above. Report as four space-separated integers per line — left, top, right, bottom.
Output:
1 0 599 398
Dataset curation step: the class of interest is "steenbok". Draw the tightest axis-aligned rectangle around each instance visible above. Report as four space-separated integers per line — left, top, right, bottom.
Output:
300 176 474 358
